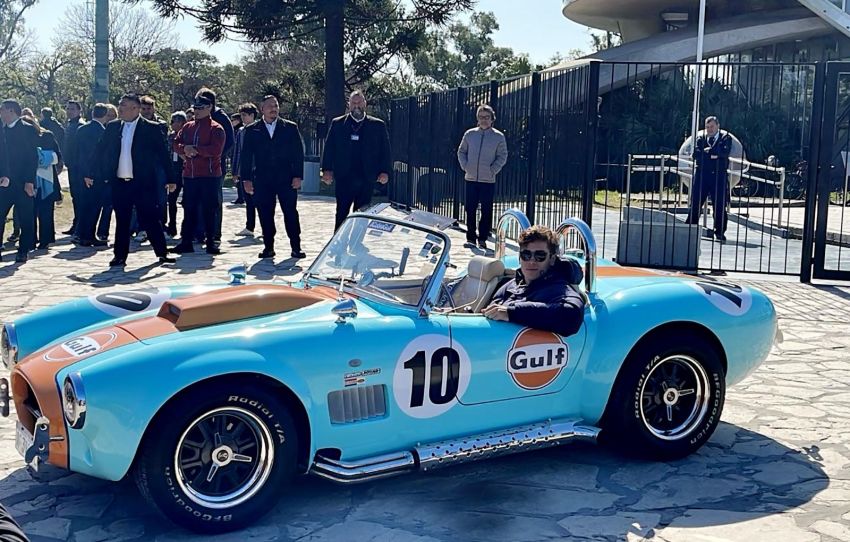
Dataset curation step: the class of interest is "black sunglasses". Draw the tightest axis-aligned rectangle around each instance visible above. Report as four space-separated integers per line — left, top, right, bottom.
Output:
520 249 550 262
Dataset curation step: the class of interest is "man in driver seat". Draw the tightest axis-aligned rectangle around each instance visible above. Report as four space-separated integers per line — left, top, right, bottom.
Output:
483 225 585 337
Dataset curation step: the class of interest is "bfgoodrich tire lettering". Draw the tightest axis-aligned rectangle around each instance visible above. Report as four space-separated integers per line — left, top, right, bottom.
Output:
134 381 298 533
602 331 725 460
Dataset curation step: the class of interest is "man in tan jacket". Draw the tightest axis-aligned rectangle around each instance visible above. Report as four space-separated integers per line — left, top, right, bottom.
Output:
457 104 508 250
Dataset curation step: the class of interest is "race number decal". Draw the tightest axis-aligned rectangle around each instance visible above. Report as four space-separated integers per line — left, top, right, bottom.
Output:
89 288 172 317
690 282 752 316
393 335 471 419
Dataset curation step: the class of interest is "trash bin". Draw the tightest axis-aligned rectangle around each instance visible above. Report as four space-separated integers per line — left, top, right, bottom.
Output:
616 207 701 270
302 155 320 194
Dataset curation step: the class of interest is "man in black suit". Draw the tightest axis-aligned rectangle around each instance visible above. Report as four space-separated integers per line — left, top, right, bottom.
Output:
240 95 305 260
321 90 391 230
0 99 38 263
75 103 110 247
64 100 84 236
686 116 733 242
84 93 177 267
40 107 65 151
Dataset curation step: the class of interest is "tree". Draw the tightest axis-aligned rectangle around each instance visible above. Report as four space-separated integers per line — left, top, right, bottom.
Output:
0 0 37 63
142 0 473 121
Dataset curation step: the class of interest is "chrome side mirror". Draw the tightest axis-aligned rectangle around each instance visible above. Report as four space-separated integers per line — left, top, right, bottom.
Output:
228 264 247 285
332 299 358 323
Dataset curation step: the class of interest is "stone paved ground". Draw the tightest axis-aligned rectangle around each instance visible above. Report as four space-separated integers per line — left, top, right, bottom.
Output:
1 193 849 541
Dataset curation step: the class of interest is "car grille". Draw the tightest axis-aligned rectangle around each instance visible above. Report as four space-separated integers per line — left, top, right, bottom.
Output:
327 385 387 424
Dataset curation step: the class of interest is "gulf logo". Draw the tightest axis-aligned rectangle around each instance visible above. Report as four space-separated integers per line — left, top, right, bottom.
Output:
43 331 118 363
507 328 569 390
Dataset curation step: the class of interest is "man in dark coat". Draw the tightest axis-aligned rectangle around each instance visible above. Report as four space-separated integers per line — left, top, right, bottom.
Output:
0 99 38 263
74 103 110 247
40 107 66 150
484 225 585 337
686 116 733 242
321 90 391 230
240 95 305 260
195 87 234 246
84 93 177 267
64 100 84 236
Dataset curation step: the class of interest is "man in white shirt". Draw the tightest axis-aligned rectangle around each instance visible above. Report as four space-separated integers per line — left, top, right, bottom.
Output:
0 99 38 263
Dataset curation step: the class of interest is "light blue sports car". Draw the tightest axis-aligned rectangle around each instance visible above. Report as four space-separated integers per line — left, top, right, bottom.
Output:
0 209 778 533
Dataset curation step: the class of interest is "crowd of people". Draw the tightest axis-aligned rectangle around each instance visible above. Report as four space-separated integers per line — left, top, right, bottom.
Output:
0 87 397 267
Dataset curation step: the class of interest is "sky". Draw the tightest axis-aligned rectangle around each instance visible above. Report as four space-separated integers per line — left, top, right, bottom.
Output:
25 0 595 66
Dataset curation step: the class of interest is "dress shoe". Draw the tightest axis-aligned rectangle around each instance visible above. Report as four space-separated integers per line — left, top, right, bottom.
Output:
61 227 75 235
36 243 51 250
169 243 195 254
236 228 254 237
96 234 109 242
14 252 26 263
478 240 488 251
232 199 245 204
109 257 126 267
464 239 476 248
158 256 177 264
291 250 306 259
716 234 727 243
258 249 276 259
7 233 18 243
206 246 222 255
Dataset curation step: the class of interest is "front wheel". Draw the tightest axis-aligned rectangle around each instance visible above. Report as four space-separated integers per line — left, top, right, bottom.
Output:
601 332 725 460
134 382 298 533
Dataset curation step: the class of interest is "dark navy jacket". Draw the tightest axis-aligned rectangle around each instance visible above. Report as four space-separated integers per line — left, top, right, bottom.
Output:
490 257 586 337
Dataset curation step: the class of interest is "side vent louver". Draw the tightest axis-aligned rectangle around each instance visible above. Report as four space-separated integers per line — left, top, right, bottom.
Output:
328 385 387 424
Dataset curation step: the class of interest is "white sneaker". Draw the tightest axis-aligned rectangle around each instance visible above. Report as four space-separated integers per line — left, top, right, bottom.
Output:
237 228 254 237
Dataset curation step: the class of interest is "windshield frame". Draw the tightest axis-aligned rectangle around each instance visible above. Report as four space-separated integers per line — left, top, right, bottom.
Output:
303 213 452 316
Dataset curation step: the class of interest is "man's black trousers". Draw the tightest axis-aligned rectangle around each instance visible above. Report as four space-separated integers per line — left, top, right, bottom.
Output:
334 177 373 231
686 172 728 236
0 185 34 257
465 181 495 243
180 177 219 248
76 181 105 243
112 178 168 260
255 182 301 252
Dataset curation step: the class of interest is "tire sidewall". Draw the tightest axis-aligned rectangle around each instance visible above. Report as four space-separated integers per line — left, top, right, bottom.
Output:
137 383 298 532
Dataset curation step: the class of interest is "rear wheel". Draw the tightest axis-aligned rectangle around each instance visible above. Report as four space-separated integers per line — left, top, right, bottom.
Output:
134 382 298 533
601 332 725 460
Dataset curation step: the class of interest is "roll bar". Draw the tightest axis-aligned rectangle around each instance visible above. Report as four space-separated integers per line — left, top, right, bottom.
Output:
556 218 597 294
495 208 531 260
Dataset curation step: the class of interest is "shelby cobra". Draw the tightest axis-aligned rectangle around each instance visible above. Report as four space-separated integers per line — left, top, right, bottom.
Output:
0 209 778 533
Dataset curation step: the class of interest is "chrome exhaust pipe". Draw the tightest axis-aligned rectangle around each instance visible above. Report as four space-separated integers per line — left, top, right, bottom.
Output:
311 451 416 484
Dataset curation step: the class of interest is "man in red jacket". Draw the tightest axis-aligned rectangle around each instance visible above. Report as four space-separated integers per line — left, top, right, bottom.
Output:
170 96 226 255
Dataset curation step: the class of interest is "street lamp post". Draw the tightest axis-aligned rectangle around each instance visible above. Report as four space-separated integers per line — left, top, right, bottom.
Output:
93 0 109 103
689 0 707 142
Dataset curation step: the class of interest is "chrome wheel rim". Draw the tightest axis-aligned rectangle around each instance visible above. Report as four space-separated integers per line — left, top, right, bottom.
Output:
639 355 710 441
174 407 274 509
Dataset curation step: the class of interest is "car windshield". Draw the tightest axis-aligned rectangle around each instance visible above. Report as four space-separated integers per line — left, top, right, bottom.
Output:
305 216 448 306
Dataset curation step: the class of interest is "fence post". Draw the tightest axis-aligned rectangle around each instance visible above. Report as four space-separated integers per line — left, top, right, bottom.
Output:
526 72 542 223
427 92 438 213
581 61 601 226
407 96 416 210
801 61 826 283
453 87 466 221
489 79 499 110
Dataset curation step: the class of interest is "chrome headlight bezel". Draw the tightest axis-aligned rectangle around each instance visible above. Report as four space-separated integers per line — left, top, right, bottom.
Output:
62 373 87 429
1 323 18 369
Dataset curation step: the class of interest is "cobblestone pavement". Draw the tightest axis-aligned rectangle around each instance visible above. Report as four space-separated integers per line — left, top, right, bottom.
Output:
1 194 849 542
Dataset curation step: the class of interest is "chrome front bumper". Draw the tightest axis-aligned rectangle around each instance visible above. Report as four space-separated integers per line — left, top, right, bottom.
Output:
1 376 51 471
1 322 18 369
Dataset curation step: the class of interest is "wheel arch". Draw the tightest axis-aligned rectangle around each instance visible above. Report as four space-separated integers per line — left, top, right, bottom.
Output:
130 372 313 477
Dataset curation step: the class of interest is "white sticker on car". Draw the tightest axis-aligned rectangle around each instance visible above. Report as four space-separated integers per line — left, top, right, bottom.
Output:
507 328 569 390
393 334 471 419
43 331 118 362
89 288 172 317
690 281 752 316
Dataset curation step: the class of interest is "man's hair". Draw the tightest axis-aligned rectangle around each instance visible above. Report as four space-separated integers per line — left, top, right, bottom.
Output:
91 103 109 118
195 87 217 107
705 115 719 125
261 94 278 105
140 95 156 106
349 89 366 101
106 104 118 115
120 93 142 106
0 99 22 116
170 111 187 123
477 104 496 120
518 225 559 255
41 107 53 118
230 112 241 120
66 100 81 109
238 102 259 116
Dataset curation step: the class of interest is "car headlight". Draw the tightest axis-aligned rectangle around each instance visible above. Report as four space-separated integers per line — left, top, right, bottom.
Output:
62 373 87 429
1 323 18 369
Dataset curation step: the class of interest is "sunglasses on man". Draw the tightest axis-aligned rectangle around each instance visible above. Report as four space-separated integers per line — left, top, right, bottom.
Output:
519 249 550 262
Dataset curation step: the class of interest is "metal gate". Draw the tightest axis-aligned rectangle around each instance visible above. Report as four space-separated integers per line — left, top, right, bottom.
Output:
811 62 850 281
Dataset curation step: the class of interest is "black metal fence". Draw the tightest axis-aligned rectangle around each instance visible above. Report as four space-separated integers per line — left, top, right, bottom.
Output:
387 60 846 278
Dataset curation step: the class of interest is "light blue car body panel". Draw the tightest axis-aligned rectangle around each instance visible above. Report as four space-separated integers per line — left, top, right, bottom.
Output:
12 250 776 483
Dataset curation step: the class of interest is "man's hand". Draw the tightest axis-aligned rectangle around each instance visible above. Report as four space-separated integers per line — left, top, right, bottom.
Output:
0 177 9 188
377 173 389 185
232 175 239 182
166 183 177 194
482 304 509 322
321 170 333 185
23 183 35 197
84 178 94 188
243 180 254 195
292 177 302 190
184 145 198 157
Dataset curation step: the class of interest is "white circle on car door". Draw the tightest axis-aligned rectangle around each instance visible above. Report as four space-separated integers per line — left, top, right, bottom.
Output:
392 334 471 419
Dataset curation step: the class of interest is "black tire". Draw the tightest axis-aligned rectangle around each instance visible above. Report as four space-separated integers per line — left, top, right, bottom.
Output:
134 381 298 533
601 331 725 461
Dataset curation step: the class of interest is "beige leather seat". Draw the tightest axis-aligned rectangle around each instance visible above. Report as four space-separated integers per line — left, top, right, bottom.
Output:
451 256 506 312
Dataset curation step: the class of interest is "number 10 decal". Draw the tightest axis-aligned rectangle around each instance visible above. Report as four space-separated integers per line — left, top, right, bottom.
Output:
393 335 471 419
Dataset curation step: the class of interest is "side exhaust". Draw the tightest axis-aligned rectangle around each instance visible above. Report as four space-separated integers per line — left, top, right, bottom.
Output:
312 419 600 484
